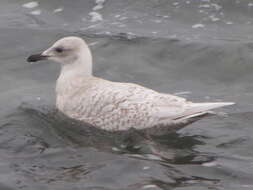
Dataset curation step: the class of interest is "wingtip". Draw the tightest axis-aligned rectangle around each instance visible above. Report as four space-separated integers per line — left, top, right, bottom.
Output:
222 102 235 106
204 102 236 108
188 102 235 114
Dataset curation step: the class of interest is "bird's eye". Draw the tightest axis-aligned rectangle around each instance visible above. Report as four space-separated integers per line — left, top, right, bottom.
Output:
55 47 64 53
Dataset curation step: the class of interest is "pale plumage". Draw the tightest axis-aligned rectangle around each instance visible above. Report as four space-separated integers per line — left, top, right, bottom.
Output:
27 36 234 131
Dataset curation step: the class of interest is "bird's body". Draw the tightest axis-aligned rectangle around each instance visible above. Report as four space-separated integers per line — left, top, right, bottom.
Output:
27 36 234 131
56 73 186 131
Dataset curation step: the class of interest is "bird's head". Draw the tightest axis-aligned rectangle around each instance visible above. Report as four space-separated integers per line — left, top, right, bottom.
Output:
27 36 91 65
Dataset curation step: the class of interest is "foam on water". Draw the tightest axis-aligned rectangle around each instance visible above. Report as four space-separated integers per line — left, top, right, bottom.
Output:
53 8 64 13
89 0 106 22
22 1 38 9
89 11 103 22
192 24 205 28
209 15 220 22
30 9 41 15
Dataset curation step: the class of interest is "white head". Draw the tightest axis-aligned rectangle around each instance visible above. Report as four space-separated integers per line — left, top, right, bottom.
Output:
27 36 93 76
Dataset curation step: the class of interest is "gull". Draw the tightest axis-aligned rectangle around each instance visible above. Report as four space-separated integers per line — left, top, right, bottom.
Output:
27 36 234 131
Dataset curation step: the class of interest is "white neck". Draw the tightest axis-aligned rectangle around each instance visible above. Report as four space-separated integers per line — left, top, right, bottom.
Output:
60 48 93 79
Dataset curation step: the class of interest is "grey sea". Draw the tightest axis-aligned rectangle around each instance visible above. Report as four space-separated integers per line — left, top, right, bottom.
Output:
0 0 253 190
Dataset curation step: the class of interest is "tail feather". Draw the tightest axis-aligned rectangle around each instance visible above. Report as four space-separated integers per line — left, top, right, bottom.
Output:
184 102 235 118
155 101 234 127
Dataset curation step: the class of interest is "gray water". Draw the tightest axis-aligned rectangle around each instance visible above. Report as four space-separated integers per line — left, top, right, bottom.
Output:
0 0 253 189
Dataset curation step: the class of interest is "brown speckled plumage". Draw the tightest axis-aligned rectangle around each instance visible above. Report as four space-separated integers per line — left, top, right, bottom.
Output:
28 37 235 131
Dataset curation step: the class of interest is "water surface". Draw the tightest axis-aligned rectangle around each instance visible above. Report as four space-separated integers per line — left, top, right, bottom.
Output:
0 0 253 190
